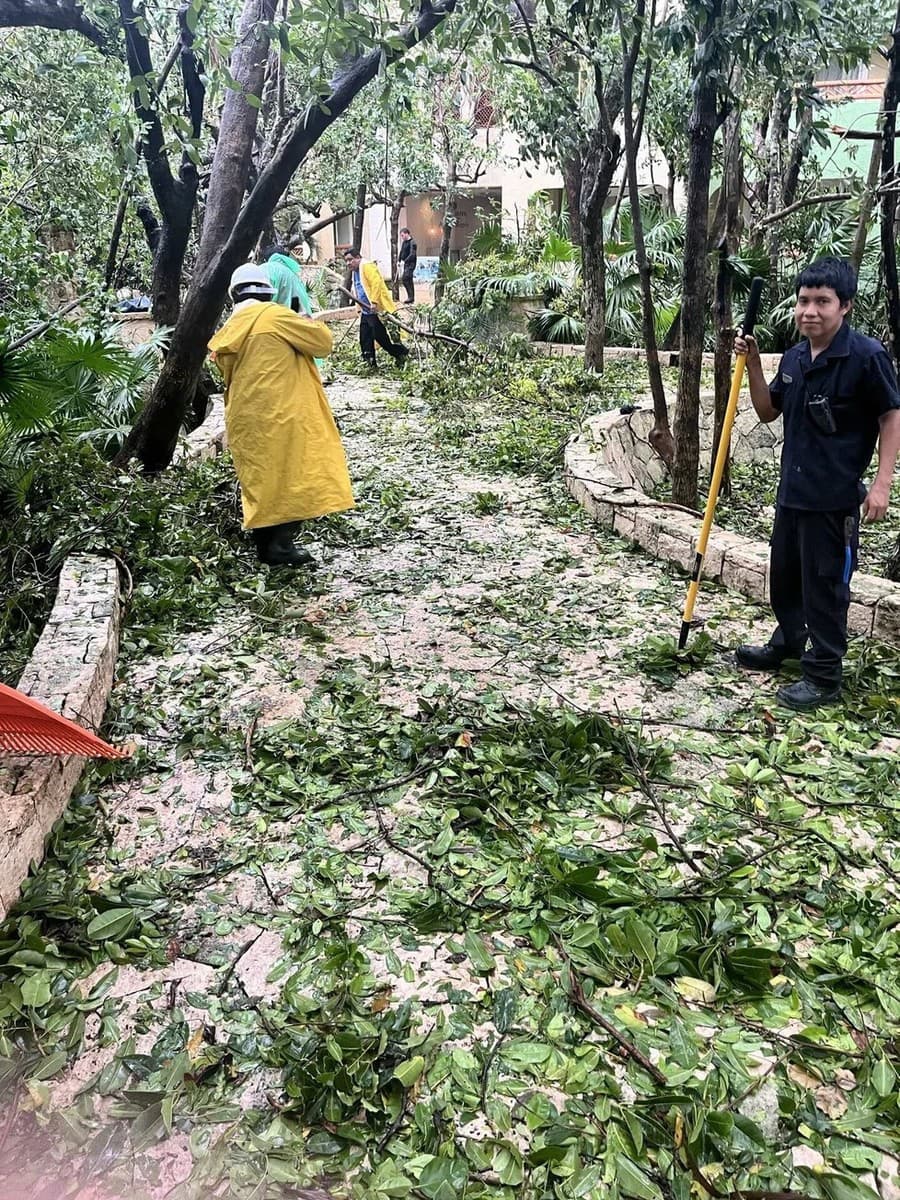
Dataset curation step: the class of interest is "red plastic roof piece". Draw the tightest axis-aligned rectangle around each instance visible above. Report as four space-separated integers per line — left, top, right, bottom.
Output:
0 682 130 759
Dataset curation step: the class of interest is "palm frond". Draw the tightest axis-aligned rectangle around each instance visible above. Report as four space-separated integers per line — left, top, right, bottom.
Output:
528 309 585 343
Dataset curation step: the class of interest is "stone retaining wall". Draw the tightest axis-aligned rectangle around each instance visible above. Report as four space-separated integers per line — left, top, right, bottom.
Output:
0 557 121 918
0 402 230 919
532 343 782 376
564 396 900 646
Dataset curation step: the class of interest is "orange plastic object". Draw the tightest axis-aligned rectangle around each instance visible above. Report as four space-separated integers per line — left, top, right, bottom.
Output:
0 682 130 758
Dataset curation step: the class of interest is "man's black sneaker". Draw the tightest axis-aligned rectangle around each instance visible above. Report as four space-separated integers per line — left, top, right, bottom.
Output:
735 643 790 671
776 679 841 711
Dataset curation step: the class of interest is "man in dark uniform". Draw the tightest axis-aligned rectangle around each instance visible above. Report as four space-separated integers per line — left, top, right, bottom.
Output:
734 257 900 711
397 227 417 304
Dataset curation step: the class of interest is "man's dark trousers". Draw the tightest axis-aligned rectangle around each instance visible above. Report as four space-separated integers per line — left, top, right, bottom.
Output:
768 505 859 687
360 312 406 364
401 272 415 303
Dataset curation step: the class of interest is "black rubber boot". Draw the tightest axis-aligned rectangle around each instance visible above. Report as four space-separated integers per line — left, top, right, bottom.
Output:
776 678 841 711
253 524 316 568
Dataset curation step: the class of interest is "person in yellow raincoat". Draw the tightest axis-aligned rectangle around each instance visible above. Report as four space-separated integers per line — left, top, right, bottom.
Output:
209 263 354 567
342 247 409 370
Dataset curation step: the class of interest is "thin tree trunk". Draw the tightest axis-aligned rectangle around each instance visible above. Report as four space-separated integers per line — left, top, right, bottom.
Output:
105 184 130 289
710 105 742 496
781 98 813 209
434 179 456 304
881 1 900 364
618 0 672 464
563 155 583 247
763 88 789 286
851 107 883 273
671 7 720 509
582 214 606 371
665 159 676 216
344 180 367 291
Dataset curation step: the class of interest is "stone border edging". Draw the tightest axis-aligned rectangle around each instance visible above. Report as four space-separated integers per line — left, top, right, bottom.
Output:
174 396 227 462
0 556 122 919
564 403 900 647
532 343 783 375
0 400 230 919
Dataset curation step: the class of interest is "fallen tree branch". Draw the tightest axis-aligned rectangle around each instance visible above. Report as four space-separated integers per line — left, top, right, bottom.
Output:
554 937 668 1086
3 295 90 354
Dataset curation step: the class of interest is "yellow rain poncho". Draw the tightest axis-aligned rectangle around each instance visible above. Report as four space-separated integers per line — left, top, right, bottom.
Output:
209 301 354 529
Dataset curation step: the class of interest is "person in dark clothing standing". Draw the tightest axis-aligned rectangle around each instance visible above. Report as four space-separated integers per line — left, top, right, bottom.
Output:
397 227 417 304
734 257 900 711
343 247 409 370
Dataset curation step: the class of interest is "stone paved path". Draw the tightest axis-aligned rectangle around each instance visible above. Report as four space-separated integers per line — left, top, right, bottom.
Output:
6 375 896 1200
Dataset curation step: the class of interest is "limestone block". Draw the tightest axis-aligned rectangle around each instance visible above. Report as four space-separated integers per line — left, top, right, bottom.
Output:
632 508 665 556
721 545 768 602
743 422 779 450
852 574 900 606
612 506 639 542
873 595 900 646
847 602 875 637
582 493 617 527
656 529 695 574
705 528 758 583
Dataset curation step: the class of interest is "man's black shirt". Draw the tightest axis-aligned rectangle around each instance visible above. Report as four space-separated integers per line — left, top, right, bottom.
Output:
768 321 900 511
398 237 417 277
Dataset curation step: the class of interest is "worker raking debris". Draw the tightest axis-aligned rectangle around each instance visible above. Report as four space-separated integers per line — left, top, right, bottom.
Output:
209 264 354 569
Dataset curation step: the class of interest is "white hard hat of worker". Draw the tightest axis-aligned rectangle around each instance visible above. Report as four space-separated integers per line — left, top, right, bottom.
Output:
229 262 275 300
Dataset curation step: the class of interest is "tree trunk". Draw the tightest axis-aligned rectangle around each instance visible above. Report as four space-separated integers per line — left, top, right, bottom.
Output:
118 0 204 326
352 181 367 248
781 98 813 210
710 105 743 495
665 159 676 216
344 180 367 291
619 0 673 464
434 181 456 304
390 190 407 300
671 13 720 510
563 155 583 248
116 0 457 470
881 2 900 364
582 214 606 372
851 104 883 273
151 190 197 326
194 0 277 278
763 88 789 287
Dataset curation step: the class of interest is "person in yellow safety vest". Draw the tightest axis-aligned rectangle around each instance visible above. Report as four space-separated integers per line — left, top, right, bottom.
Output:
342 247 409 370
209 263 354 568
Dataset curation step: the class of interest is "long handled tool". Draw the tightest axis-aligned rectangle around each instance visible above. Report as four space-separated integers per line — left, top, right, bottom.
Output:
678 276 765 650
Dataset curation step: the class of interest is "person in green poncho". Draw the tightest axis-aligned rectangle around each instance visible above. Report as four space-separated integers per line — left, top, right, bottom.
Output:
262 244 324 370
262 244 314 313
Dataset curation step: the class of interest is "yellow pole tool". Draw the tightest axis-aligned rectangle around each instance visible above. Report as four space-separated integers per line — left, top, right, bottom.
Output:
678 276 765 650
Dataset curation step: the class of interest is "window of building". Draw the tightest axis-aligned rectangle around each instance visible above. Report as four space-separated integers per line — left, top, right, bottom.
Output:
335 213 354 249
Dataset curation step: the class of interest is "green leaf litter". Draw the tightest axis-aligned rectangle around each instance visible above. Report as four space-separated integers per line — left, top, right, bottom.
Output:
1 361 899 1199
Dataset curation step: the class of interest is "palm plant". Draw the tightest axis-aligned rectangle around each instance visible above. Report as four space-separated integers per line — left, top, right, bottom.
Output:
0 325 164 509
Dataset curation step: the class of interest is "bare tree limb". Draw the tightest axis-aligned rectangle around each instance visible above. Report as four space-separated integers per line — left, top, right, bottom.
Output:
753 190 852 229
0 0 109 49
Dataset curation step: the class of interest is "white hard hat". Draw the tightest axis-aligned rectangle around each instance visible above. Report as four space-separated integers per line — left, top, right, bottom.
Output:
229 262 274 300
